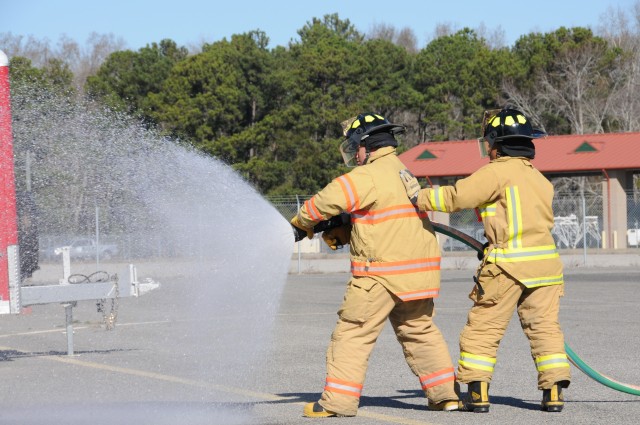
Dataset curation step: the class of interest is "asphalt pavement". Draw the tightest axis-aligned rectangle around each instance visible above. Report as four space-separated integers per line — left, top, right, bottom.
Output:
1 260 639 425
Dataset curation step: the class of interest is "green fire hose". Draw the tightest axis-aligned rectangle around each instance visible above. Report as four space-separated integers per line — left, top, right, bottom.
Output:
432 222 640 396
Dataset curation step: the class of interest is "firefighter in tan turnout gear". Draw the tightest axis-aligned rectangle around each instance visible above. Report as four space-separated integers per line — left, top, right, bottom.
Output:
401 108 571 413
291 113 459 417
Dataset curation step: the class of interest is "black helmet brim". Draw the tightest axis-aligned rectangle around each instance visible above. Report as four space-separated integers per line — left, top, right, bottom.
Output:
364 123 405 137
495 134 534 142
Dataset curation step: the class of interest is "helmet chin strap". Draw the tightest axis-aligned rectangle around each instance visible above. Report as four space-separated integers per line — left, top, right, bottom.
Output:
362 144 382 165
362 149 371 165
360 135 371 165
356 130 397 165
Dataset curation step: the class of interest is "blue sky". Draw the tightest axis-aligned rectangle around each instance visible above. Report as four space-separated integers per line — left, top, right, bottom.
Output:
3 0 638 51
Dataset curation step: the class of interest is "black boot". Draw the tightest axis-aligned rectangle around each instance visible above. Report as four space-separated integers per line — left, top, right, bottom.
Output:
541 382 566 412
460 381 490 413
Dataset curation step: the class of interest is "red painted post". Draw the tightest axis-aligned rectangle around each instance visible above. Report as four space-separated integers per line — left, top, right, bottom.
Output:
0 50 19 314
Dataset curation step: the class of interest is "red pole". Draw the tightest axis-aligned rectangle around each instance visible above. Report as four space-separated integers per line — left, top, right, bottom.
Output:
0 50 19 313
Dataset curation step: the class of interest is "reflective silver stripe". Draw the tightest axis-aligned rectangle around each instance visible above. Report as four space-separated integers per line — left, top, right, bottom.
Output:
459 352 496 372
351 206 418 221
420 370 455 387
519 275 564 288
480 206 496 217
429 187 447 212
325 381 361 394
506 186 523 248
337 176 357 210
489 245 559 263
436 187 447 211
304 198 322 221
363 260 440 273
536 354 570 371
398 289 439 300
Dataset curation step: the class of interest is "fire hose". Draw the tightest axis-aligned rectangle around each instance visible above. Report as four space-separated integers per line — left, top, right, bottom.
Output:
431 221 640 396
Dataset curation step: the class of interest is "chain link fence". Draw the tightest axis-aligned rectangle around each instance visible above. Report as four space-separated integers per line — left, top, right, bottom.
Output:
268 195 345 254
267 191 640 254
628 190 640 248
31 191 640 265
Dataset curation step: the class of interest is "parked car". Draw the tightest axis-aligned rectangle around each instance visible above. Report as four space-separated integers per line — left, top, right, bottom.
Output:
62 238 119 260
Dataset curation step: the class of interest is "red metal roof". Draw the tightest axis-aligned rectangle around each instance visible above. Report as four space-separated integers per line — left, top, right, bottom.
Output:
399 132 640 178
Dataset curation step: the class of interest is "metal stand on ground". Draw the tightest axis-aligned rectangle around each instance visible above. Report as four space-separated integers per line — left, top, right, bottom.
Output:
18 247 158 356
63 302 76 356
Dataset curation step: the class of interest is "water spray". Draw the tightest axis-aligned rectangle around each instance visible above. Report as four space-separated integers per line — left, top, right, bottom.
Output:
0 49 158 355
2 48 293 401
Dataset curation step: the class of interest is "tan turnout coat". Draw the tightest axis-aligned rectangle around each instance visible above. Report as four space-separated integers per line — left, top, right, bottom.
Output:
297 146 442 300
416 156 563 287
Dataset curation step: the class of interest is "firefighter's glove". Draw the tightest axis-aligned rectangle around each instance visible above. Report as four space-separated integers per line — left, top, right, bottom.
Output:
399 169 420 205
322 225 352 250
291 215 313 240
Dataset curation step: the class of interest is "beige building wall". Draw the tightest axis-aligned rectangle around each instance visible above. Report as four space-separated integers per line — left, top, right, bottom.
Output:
602 170 628 249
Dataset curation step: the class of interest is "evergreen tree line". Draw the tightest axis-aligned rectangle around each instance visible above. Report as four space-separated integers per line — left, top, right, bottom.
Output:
4 8 640 197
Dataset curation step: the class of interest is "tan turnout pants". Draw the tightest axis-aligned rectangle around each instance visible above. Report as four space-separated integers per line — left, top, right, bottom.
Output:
318 276 457 416
457 263 571 389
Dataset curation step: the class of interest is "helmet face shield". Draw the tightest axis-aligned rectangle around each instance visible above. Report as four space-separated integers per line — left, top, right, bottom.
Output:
478 138 489 158
480 108 501 153
339 137 360 167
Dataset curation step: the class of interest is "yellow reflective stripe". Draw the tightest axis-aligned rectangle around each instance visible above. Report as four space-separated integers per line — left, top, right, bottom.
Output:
479 202 496 217
459 352 496 372
488 244 559 263
519 274 564 288
429 187 447 212
536 354 570 372
506 186 523 248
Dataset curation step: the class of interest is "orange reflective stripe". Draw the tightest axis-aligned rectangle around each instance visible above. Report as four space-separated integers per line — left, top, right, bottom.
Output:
337 174 360 212
351 204 427 224
396 287 440 301
324 377 363 398
420 367 455 389
304 197 323 221
351 257 441 277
